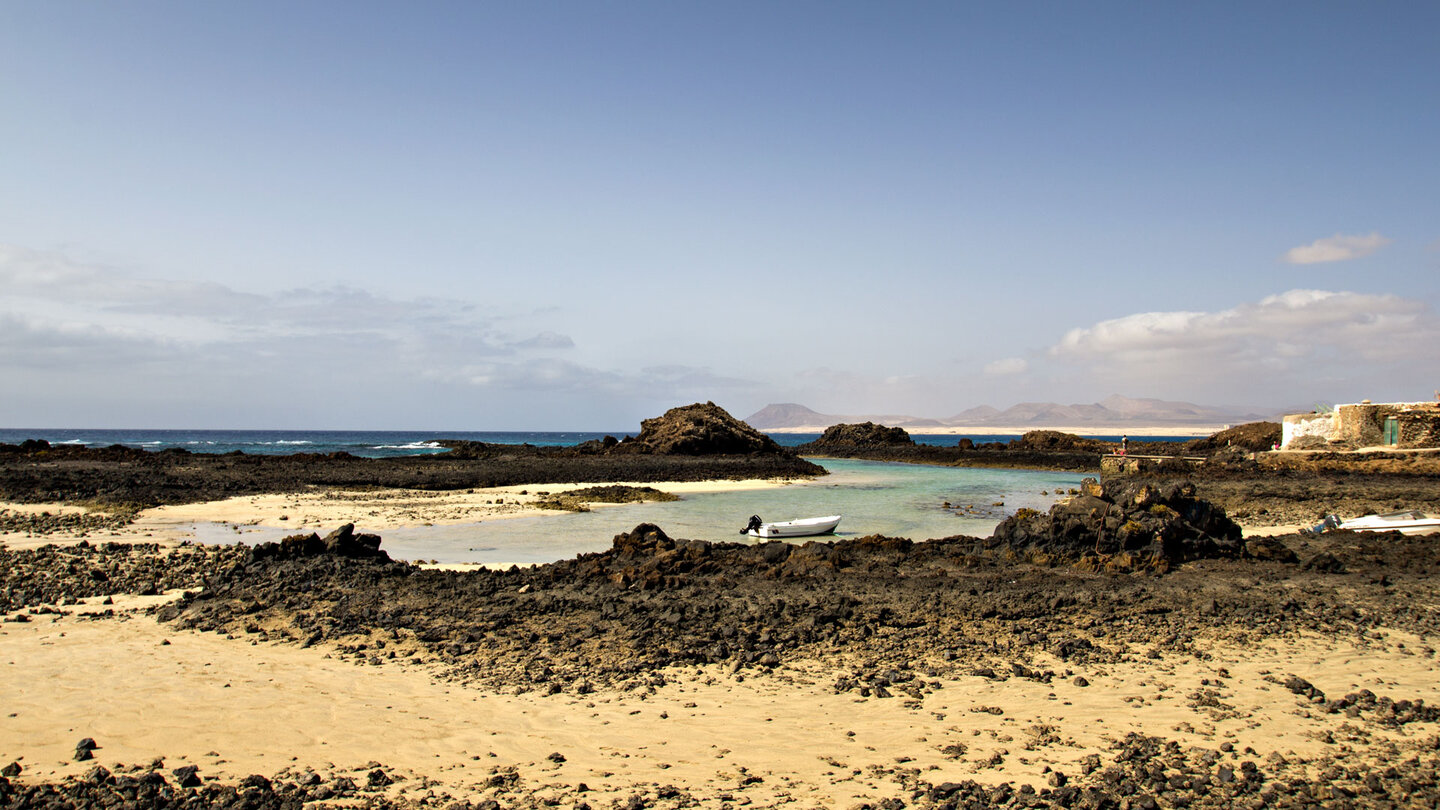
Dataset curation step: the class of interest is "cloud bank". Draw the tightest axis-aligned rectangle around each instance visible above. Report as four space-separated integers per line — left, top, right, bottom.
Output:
1048 289 1439 404
1282 232 1391 264
0 245 754 428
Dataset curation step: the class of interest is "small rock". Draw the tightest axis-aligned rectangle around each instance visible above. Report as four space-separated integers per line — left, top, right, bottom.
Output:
172 765 202 788
74 737 98 761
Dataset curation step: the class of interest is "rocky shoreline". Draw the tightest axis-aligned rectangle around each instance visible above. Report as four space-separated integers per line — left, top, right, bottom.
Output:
791 422 1287 473
0 403 824 511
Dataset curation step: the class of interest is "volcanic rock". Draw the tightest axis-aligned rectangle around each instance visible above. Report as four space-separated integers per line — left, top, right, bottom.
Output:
74 738 97 761
805 422 915 449
1244 536 1299 563
625 402 786 455
1009 431 1113 453
991 477 1243 568
172 765 202 788
1183 421 1282 454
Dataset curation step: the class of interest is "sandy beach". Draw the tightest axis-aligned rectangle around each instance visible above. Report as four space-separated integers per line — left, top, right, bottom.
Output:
6 590 1437 808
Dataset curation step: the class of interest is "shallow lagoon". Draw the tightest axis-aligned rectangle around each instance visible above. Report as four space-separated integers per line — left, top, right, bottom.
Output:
380 459 1088 565
185 459 1088 565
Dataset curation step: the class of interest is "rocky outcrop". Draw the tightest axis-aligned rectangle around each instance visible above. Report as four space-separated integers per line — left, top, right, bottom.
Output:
1008 430 1113 453
1183 421 1282 453
802 422 915 449
249 523 387 562
623 402 786 455
991 478 1245 569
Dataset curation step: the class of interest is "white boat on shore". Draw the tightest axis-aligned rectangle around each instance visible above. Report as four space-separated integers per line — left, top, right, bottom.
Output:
1337 510 1440 536
741 514 841 539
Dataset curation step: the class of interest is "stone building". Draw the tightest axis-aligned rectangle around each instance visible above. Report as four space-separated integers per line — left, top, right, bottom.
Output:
1281 399 1440 450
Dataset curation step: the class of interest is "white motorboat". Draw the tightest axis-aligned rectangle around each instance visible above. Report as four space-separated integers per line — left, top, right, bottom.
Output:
1337 510 1440 536
741 514 841 539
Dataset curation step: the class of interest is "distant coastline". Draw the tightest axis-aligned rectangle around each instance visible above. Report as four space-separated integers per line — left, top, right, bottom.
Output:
745 396 1270 437
764 424 1227 438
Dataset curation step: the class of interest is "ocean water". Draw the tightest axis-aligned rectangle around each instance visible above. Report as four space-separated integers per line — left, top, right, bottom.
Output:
0 429 630 457
184 458 1089 566
0 428 1189 456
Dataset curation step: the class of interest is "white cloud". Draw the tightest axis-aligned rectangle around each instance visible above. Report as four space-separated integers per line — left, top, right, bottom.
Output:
984 357 1028 376
1282 232 1391 264
1047 289 1440 403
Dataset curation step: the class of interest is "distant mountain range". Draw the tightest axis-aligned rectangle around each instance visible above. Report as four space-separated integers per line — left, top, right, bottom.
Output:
744 396 1273 431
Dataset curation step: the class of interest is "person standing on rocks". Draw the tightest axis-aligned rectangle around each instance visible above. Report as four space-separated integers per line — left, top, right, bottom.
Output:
1120 435 1128 456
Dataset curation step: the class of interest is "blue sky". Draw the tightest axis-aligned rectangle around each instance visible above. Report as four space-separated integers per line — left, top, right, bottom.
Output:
2 2 1437 429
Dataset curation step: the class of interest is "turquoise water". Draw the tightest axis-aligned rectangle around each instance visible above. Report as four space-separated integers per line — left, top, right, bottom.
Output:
193 459 1087 565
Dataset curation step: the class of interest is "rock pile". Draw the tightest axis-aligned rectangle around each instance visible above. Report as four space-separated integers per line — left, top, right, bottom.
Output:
0 541 249 613
1183 421 1282 453
991 478 1245 570
0 762 398 808
250 523 387 561
1007 431 1114 453
621 402 786 455
0 507 138 537
802 421 915 449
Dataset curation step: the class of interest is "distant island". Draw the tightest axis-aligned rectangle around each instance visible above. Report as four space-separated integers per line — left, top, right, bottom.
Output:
745 395 1274 435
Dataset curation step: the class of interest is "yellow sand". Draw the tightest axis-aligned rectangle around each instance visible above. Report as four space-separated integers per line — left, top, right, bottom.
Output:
3 595 1435 805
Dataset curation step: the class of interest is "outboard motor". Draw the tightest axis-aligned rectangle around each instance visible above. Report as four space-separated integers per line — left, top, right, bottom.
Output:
741 514 763 535
1301 514 1342 536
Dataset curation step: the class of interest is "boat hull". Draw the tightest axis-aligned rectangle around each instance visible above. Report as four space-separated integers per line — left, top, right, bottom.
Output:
1339 511 1440 536
747 515 841 539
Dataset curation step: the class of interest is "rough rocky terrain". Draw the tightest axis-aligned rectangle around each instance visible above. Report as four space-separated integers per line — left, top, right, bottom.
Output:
4 502 1440 807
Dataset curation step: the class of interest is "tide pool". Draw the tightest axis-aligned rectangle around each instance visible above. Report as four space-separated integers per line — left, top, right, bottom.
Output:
192 459 1088 565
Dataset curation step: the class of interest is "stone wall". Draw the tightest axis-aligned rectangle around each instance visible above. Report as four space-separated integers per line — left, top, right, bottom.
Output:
1333 403 1407 446
1101 454 1205 477
1397 407 1440 448
1281 412 1335 448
